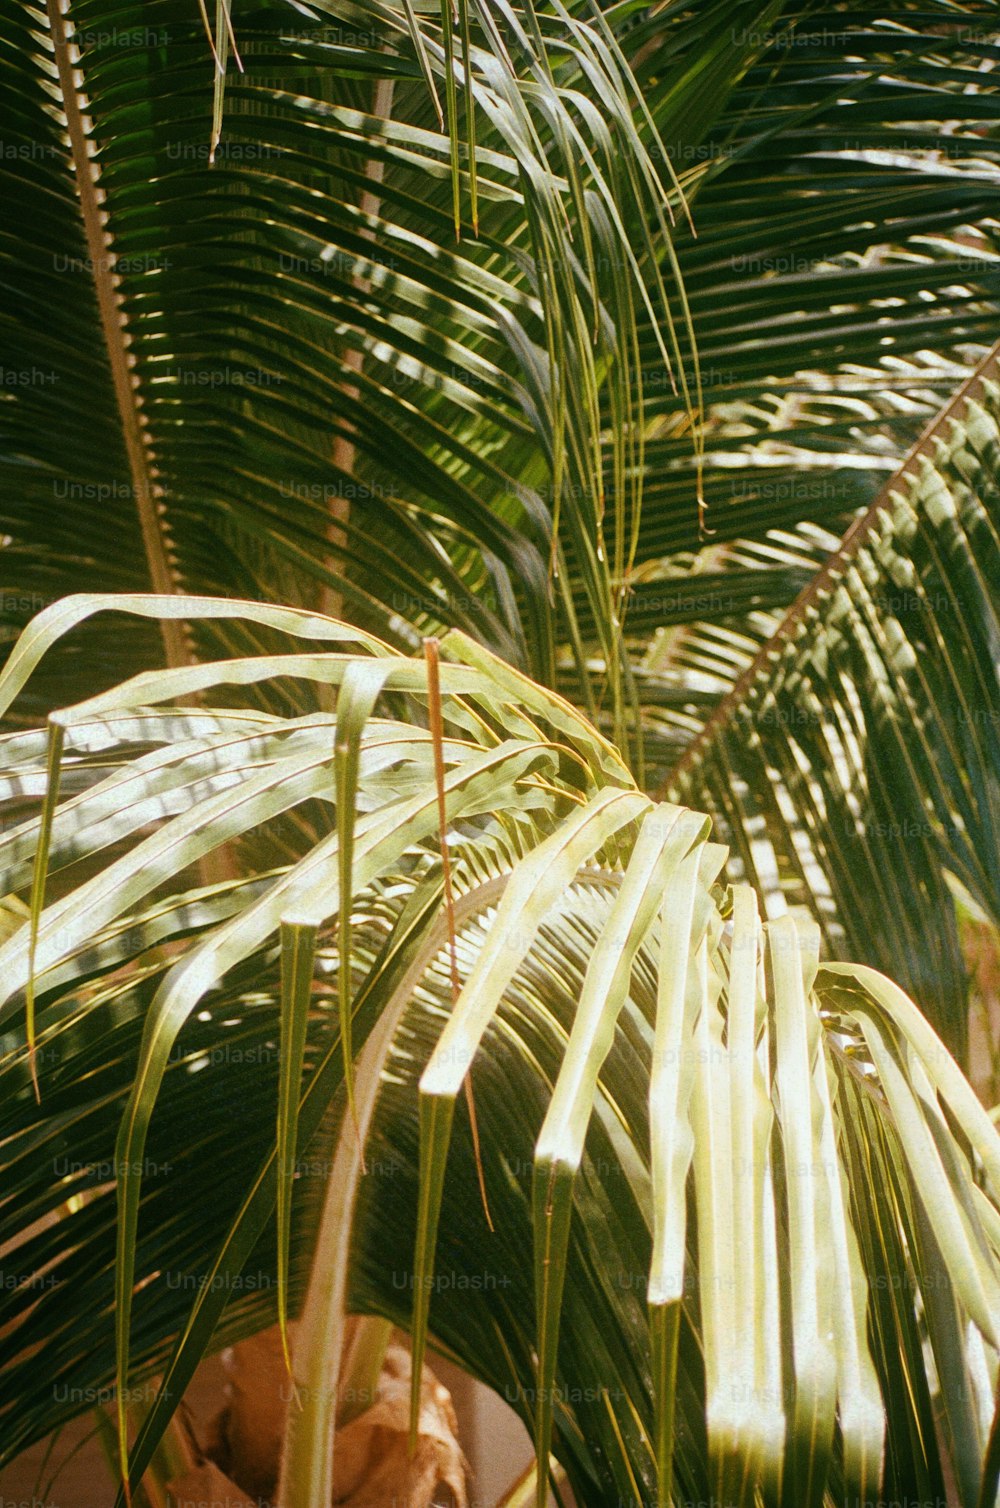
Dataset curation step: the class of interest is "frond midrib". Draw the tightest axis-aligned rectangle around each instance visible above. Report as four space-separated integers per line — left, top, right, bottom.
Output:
45 0 189 668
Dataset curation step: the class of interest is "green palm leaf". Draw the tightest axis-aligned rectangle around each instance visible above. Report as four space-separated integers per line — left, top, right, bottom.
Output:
1 594 999 1508
666 341 1000 1057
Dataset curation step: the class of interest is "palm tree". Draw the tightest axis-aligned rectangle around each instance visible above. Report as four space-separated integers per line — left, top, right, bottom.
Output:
2 1 1000 1505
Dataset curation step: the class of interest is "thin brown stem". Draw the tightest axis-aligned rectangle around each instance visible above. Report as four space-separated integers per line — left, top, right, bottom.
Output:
46 0 190 670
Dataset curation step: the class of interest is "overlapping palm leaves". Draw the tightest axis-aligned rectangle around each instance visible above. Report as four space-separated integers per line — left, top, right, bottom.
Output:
4 0 1000 962
5 2 1000 1024
666 341 1000 1066
2 0 702 754
1 595 1000 1507
3 0 1000 745
5 1 1000 1504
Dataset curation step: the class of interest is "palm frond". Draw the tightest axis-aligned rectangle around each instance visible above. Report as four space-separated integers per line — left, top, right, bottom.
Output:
1 595 999 1507
665 340 1000 1057
4 1 1000 761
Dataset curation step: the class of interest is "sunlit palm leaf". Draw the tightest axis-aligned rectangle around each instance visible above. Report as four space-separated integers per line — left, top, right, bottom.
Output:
1 595 999 1508
666 340 1000 1057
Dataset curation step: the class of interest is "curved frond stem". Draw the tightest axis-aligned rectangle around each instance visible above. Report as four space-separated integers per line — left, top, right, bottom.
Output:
44 0 190 670
663 336 1000 794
